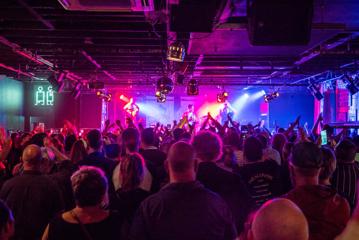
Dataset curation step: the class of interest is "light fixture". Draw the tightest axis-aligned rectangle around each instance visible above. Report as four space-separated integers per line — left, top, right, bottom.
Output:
156 76 173 95
308 84 324 100
264 91 279 102
187 79 199 95
167 41 186 62
217 91 229 103
156 92 166 103
96 90 111 102
48 72 65 93
342 75 359 95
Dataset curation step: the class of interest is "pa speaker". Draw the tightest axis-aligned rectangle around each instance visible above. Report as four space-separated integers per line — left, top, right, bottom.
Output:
247 0 313 45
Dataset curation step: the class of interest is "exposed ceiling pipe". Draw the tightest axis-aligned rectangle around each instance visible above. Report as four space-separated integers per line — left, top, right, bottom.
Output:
195 65 292 71
0 36 54 68
17 0 55 30
0 63 34 77
80 50 118 81
0 36 83 82
294 33 359 66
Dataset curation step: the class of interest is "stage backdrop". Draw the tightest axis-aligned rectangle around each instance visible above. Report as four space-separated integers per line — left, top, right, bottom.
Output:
108 85 315 129
108 86 267 127
269 89 314 129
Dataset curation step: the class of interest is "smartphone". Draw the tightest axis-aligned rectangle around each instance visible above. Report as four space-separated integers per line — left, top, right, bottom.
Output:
321 130 328 145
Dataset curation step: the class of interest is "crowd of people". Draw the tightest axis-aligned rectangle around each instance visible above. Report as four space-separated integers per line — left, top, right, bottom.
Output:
0 112 359 240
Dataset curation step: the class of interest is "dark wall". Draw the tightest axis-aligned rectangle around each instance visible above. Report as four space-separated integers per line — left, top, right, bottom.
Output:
0 76 24 130
24 82 102 130
79 94 102 129
269 91 314 128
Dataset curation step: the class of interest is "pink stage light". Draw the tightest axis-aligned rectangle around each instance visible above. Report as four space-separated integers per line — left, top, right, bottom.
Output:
119 94 130 103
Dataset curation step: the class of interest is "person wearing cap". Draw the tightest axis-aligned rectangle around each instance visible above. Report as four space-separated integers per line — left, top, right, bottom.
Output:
285 142 350 240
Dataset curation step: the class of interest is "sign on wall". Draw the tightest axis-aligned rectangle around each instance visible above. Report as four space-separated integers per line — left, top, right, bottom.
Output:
34 85 54 106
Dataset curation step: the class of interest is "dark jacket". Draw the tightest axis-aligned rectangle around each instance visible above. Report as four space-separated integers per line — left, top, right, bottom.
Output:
0 170 64 240
197 162 253 234
130 181 237 240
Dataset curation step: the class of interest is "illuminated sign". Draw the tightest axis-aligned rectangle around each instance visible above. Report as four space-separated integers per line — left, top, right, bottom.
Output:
34 85 54 106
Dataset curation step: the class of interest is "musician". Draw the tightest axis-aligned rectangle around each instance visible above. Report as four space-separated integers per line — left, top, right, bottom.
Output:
219 102 235 125
182 104 197 127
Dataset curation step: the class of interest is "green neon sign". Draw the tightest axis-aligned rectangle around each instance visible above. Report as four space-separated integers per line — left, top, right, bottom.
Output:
34 85 54 106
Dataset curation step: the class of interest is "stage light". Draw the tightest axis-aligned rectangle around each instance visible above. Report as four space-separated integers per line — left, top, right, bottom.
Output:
264 91 279 102
308 84 324 100
156 76 173 95
156 92 166 103
342 75 359 95
217 91 229 103
187 79 199 95
96 90 111 102
249 90 266 101
71 82 81 100
167 41 186 62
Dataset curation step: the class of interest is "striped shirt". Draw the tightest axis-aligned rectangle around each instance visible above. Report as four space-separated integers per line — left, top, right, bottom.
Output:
332 162 359 210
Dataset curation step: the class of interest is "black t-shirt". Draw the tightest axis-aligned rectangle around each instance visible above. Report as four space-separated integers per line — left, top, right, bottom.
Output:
130 181 237 240
139 148 167 192
114 188 150 222
197 162 253 234
47 211 124 240
0 171 64 240
235 160 283 207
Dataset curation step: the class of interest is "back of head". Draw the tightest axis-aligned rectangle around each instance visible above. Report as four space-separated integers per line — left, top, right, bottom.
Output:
22 144 42 169
173 128 185 142
319 146 336 181
71 166 108 207
120 153 144 191
191 130 222 162
105 143 121 159
290 142 323 177
168 141 195 174
244 136 263 162
70 140 87 164
141 128 155 146
122 127 140 152
87 129 102 150
282 142 294 163
29 133 47 147
335 139 356 163
257 134 268 149
223 130 241 148
65 134 77 152
0 200 14 239
251 198 308 240
272 133 287 154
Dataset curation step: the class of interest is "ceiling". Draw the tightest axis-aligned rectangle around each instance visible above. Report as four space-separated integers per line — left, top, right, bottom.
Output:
0 0 359 88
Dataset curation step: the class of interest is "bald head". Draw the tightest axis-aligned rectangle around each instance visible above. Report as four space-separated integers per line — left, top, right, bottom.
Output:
251 198 308 240
22 144 42 170
167 141 195 180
